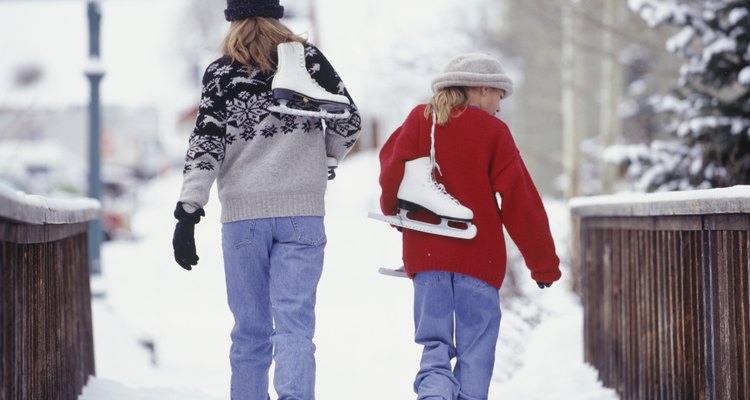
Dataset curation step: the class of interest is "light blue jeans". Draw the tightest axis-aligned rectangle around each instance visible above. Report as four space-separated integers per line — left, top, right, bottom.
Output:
413 271 501 400
221 216 326 400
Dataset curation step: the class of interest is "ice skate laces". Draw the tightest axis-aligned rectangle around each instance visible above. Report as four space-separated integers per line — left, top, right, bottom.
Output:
432 180 460 205
298 51 327 92
429 111 443 176
429 112 459 205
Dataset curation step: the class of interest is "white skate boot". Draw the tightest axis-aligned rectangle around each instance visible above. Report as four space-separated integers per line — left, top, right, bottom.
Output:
268 42 351 120
368 157 477 240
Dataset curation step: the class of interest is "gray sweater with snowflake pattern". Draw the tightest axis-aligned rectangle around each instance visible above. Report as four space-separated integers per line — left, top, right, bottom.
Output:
178 43 362 222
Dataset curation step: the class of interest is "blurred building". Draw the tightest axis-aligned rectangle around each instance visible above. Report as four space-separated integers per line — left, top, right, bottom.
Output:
489 0 681 196
0 105 166 182
0 105 166 239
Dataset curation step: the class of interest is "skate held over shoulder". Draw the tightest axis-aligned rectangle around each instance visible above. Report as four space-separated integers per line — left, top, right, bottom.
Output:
268 42 352 120
368 112 478 241
367 157 478 240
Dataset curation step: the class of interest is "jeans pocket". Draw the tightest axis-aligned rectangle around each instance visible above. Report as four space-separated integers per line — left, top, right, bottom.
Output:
227 220 256 249
289 216 326 246
455 273 491 289
413 271 446 287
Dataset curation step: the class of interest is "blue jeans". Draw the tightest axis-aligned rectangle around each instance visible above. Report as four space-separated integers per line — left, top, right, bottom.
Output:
221 217 326 400
413 271 501 400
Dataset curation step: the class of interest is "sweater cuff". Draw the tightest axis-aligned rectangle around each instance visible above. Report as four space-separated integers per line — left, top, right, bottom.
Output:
530 269 562 283
181 203 200 214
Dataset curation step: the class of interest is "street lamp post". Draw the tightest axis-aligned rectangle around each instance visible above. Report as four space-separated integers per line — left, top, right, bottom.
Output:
85 0 104 275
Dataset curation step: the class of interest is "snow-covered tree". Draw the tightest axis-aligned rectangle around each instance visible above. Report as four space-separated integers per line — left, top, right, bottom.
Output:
608 0 750 191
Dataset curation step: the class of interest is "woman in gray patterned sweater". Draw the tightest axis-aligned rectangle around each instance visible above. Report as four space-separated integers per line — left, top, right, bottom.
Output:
171 1 361 399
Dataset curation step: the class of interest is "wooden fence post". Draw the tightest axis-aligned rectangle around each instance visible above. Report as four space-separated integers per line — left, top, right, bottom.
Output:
0 184 100 400
570 187 750 400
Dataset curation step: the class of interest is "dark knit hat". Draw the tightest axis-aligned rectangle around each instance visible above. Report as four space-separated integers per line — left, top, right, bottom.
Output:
225 0 284 21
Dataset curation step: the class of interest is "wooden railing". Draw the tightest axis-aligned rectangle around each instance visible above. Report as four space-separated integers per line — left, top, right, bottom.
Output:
571 186 750 400
0 184 100 400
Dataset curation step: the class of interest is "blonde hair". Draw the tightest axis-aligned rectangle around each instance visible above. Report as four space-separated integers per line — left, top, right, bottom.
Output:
222 17 307 74
424 87 470 126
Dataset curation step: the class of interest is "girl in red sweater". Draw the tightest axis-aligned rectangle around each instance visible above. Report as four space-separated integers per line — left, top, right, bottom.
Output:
378 53 561 399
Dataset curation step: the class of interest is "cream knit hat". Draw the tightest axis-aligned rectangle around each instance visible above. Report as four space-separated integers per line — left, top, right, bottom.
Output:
431 53 514 97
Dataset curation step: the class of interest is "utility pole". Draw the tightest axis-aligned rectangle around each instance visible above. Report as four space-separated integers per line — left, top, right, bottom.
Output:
85 0 104 275
561 2 585 199
599 1 620 194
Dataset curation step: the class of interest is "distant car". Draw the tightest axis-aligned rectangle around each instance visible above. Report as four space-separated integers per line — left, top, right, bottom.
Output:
101 164 138 241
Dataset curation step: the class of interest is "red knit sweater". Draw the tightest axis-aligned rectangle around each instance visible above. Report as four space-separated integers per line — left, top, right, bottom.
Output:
378 104 561 289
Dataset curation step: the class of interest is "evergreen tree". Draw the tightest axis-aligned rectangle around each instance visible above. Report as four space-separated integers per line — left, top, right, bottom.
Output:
608 0 750 191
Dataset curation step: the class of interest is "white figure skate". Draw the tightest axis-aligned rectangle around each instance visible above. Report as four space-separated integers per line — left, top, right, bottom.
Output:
369 111 477 240
368 157 477 239
268 42 351 120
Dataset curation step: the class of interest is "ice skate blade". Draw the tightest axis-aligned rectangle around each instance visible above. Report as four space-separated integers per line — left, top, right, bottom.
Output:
378 267 408 278
268 104 351 120
398 199 473 222
367 212 477 240
272 88 350 110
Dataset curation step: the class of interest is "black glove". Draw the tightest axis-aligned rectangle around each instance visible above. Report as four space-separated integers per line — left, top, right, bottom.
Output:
328 165 337 180
172 202 205 271
327 157 338 180
537 282 553 289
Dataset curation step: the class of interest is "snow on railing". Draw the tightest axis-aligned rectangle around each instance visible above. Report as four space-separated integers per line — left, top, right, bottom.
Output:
0 182 100 225
570 186 750 400
0 182 99 400
570 185 750 217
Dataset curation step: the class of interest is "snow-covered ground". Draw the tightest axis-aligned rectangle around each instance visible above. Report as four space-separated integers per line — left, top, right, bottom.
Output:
81 151 618 400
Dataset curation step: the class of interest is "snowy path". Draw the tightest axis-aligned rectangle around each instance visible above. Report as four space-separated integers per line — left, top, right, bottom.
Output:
82 151 617 399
